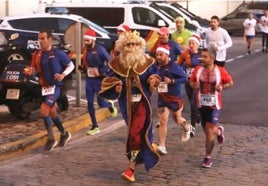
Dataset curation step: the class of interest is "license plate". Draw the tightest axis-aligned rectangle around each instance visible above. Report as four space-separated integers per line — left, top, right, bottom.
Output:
6 89 20 100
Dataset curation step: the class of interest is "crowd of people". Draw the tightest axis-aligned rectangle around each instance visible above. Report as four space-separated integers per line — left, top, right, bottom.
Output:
32 14 236 183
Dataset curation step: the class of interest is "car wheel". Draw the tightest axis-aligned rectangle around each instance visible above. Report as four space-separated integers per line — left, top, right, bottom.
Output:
8 99 31 120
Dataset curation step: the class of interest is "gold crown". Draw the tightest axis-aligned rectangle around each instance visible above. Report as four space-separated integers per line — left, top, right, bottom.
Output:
132 30 140 37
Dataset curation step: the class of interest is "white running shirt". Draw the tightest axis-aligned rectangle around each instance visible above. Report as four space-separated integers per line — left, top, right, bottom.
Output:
243 18 257 36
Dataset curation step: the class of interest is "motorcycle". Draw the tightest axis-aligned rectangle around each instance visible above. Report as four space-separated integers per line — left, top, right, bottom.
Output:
0 32 30 73
0 63 71 119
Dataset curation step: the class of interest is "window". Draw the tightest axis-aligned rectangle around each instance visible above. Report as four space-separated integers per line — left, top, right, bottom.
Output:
8 18 59 33
58 18 75 33
132 7 164 27
46 7 125 27
86 8 124 26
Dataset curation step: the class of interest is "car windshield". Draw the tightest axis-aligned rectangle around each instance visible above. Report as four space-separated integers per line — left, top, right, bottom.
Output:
79 17 110 34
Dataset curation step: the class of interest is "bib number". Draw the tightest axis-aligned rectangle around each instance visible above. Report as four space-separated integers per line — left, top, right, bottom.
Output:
87 67 97 77
158 82 168 93
132 94 142 102
200 94 216 106
42 85 55 96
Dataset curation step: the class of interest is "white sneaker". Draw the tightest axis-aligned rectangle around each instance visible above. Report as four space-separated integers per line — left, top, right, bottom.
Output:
157 145 167 155
181 124 194 142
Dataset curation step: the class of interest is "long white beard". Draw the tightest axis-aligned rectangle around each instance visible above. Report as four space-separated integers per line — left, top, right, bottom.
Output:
120 48 146 69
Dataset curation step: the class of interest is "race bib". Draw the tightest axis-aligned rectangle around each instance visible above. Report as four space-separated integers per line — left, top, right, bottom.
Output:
200 94 216 106
186 68 194 78
42 85 55 96
87 67 97 77
132 94 142 102
158 82 168 93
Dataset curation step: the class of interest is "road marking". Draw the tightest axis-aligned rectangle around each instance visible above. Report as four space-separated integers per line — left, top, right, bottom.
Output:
226 47 262 63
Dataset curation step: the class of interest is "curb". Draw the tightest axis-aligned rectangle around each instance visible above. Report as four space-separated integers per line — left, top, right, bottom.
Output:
0 108 111 161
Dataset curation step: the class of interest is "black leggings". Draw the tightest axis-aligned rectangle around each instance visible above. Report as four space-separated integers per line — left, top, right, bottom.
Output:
262 32 268 49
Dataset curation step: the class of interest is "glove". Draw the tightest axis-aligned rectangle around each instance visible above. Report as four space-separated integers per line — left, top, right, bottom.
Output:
78 65 86 73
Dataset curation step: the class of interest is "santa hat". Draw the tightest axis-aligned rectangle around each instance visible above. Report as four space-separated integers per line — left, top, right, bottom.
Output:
188 33 201 45
156 45 170 55
117 24 130 32
84 29 96 40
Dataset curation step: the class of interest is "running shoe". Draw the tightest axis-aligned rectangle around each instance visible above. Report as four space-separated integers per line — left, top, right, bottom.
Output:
121 167 135 182
190 126 196 137
86 126 100 135
44 139 57 151
58 131 71 147
157 145 167 155
217 126 225 144
181 124 194 142
108 100 118 117
202 157 212 168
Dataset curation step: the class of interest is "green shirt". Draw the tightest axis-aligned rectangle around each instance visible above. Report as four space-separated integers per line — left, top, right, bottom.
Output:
171 28 192 47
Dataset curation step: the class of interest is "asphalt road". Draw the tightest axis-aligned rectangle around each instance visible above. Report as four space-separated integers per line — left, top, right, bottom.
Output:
220 36 268 127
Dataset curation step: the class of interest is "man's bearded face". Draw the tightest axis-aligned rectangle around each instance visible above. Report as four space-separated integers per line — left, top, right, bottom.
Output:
119 41 146 69
116 32 147 69
84 39 94 49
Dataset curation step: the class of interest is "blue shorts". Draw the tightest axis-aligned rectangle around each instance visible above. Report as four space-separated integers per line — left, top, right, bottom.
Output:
246 35 255 39
158 96 183 112
199 106 220 128
42 86 61 107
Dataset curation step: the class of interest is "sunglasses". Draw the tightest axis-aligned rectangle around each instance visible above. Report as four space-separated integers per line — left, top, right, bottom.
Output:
126 42 139 47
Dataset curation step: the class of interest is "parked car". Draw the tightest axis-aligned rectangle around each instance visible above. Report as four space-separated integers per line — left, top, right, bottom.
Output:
0 13 117 63
149 2 209 36
170 2 210 28
220 9 264 35
37 2 179 38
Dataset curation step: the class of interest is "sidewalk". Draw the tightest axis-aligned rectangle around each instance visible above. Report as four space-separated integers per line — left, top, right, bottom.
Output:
0 100 111 161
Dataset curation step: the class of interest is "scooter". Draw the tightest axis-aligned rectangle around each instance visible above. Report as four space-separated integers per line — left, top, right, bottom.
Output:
0 32 30 73
0 63 70 119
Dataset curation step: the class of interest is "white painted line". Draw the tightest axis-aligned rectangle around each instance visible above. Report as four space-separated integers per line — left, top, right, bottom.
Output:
226 59 235 63
66 95 87 103
226 47 262 63
236 55 244 59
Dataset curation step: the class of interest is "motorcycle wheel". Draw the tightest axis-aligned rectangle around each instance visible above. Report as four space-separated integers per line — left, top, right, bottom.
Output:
8 99 31 120
57 94 69 111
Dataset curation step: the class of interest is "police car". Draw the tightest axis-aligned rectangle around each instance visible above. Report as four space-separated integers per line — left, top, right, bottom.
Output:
0 13 117 63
